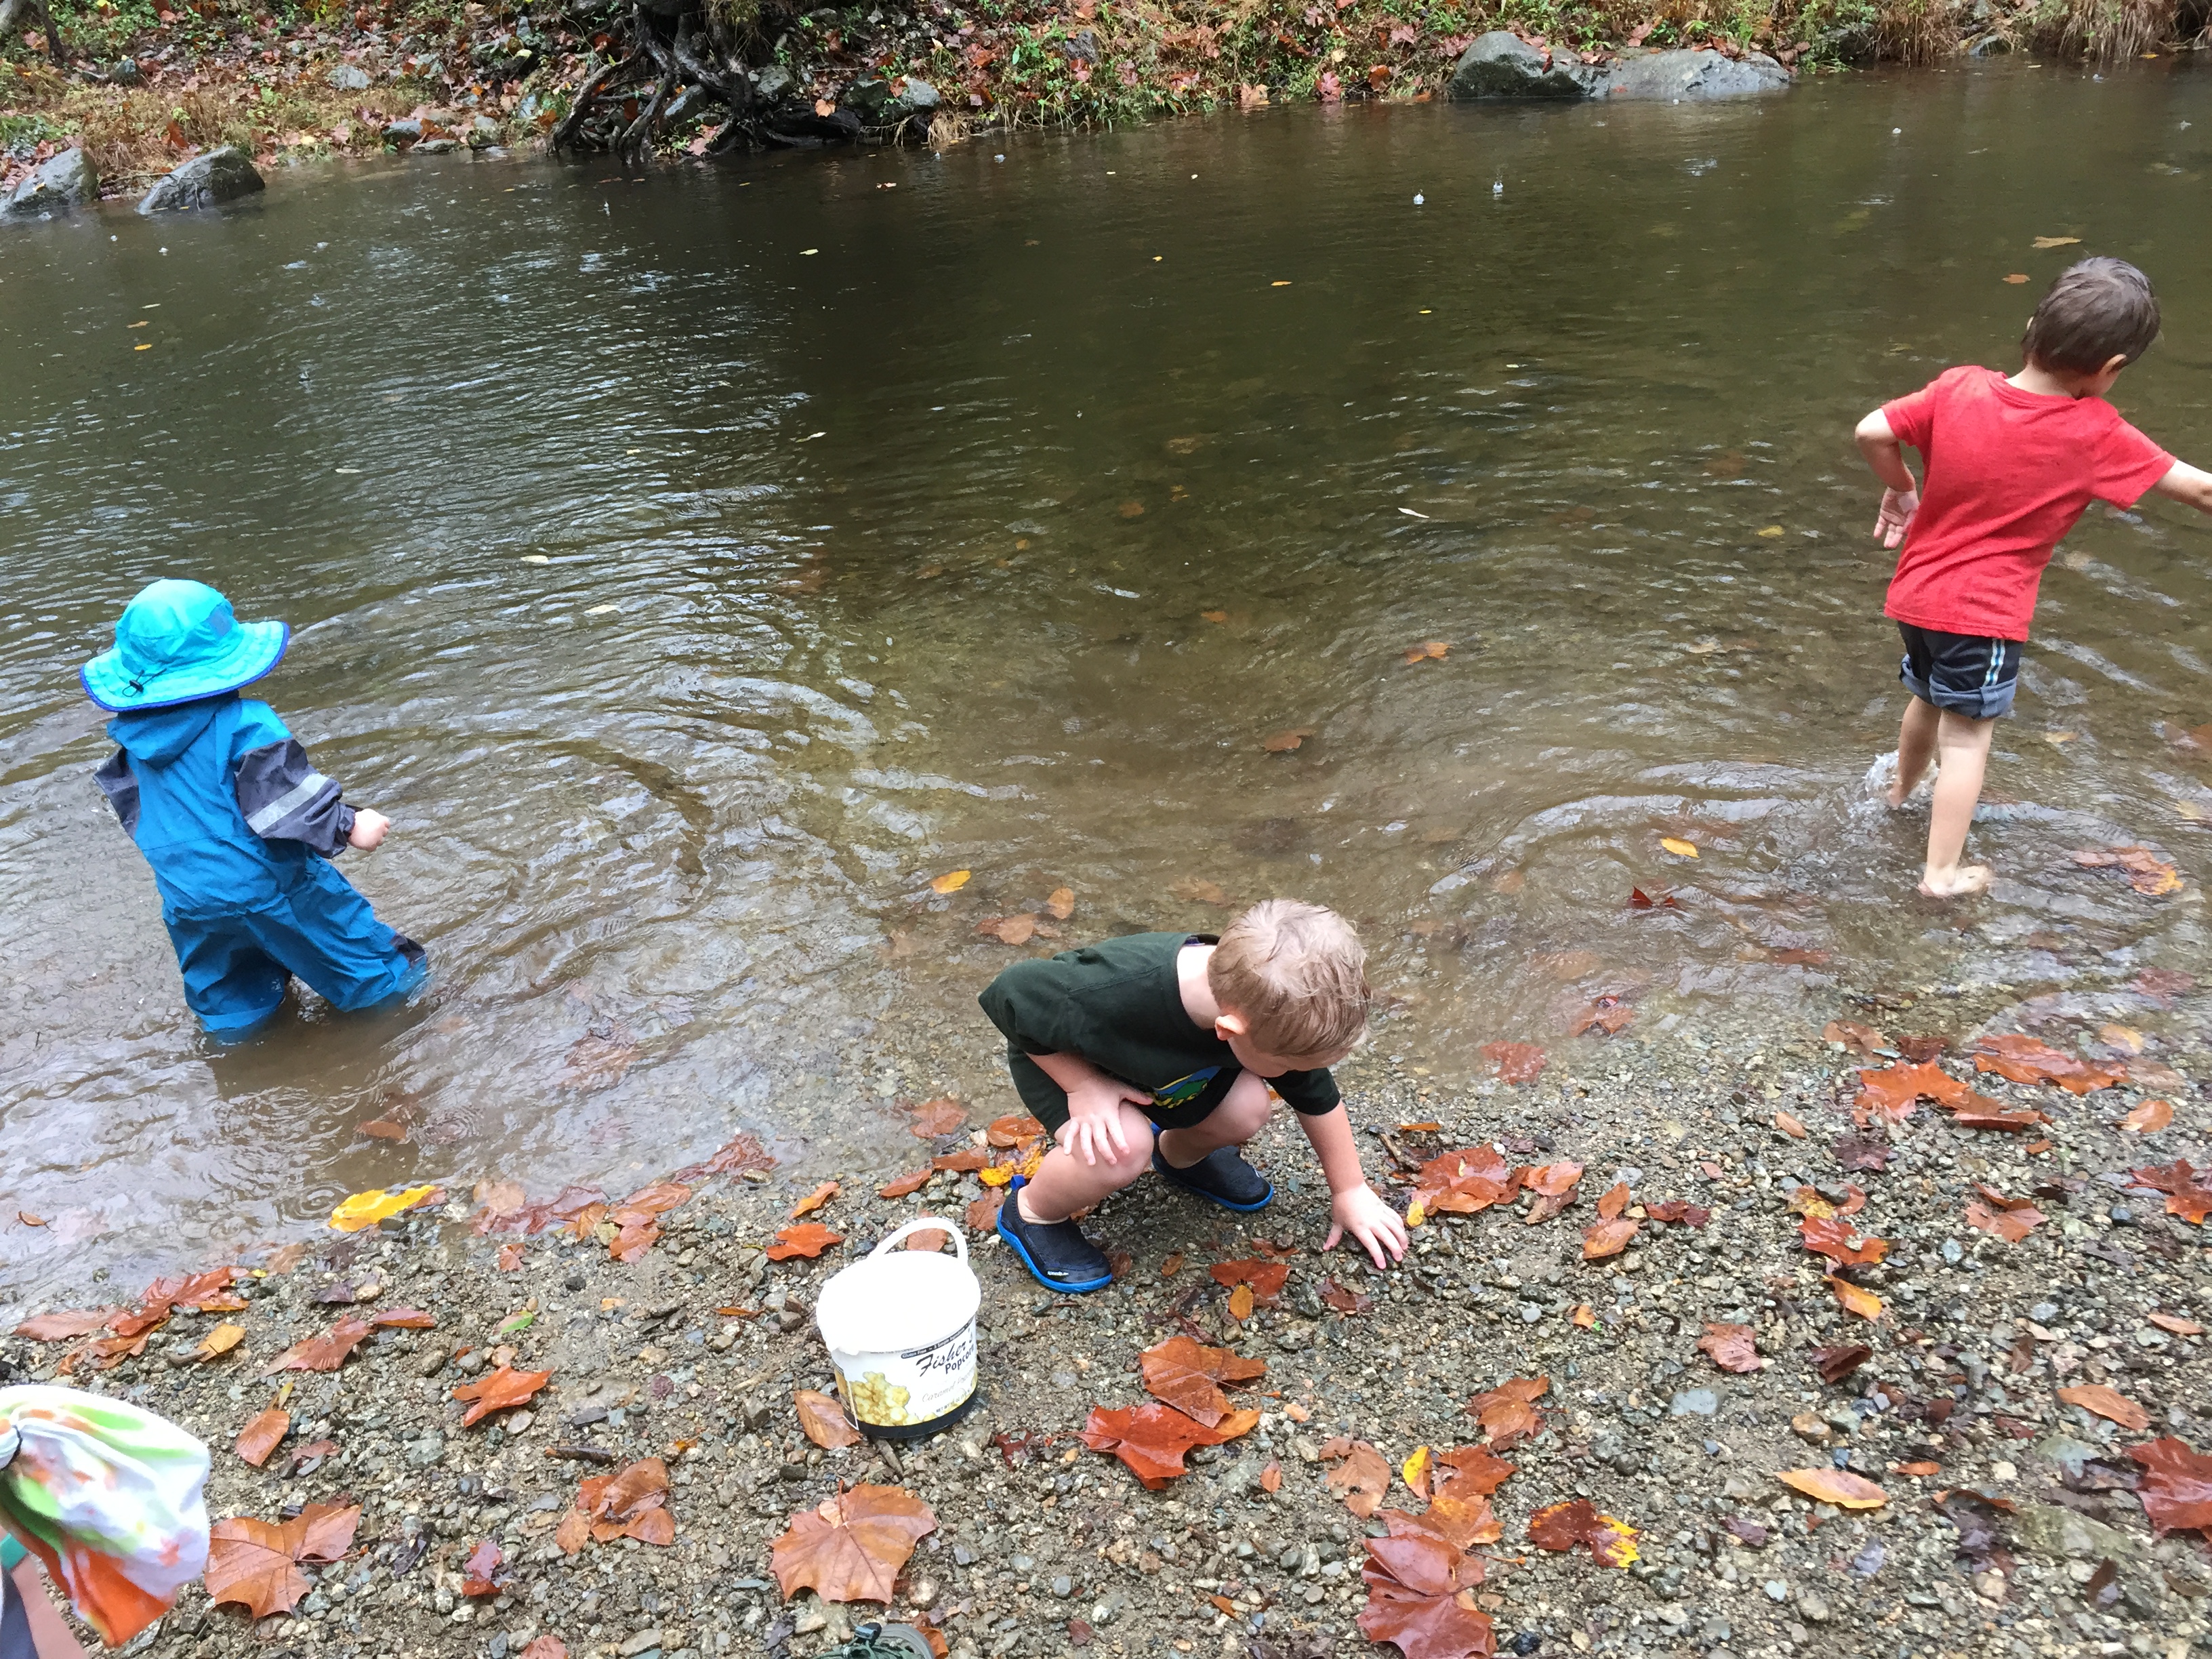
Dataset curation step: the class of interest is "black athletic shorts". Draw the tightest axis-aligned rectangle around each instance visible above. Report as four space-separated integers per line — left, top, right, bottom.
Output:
1897 621 2022 719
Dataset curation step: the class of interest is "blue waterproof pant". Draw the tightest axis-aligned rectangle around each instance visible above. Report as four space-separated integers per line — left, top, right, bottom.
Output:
163 856 427 1038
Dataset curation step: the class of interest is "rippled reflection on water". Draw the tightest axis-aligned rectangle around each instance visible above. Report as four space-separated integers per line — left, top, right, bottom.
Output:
3 65 2210 1303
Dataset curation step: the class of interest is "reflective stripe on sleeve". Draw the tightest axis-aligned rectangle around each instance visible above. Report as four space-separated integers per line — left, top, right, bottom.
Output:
246 771 335 834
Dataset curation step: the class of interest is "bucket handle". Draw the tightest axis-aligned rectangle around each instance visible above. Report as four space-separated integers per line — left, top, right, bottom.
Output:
871 1216 969 1266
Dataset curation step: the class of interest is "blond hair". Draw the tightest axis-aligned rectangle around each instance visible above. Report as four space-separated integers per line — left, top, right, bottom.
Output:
1208 899 1370 1061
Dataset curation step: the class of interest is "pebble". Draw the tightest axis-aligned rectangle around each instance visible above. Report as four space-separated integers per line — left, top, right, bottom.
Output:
1669 1389 1717 1416
415 1345 450 1378
1051 1574 1073 1598
1762 1580 1788 1603
619 1631 664 1656
1795 1591 1829 1624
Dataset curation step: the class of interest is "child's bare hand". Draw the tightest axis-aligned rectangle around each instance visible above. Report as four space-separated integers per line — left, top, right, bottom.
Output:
1874 487 1919 549
1061 1078 1152 1166
1325 1184 1409 1270
347 808 390 851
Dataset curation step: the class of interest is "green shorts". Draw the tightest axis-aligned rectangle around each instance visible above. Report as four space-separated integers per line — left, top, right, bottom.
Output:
1004 1048 1242 1137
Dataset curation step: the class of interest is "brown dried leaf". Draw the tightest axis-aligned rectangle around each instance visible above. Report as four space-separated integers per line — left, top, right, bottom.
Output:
452 1365 554 1427
766 1223 844 1260
2057 1383 2152 1432
795 1389 862 1449
235 1408 289 1468
791 1181 839 1218
1775 1468 1887 1509
1321 1438 1392 1517
1697 1323 1761 1374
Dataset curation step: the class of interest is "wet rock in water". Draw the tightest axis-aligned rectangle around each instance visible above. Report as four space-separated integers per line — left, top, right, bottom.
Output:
137 147 264 213
413 139 459 155
384 118 424 143
327 62 371 91
1446 33 1599 99
1447 33 1790 101
1603 48 1792 99
6 148 98 216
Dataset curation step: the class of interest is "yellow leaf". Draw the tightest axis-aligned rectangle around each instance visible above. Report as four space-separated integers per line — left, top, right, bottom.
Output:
1827 1274 1883 1321
1401 1445 1431 1495
2032 235 2081 249
1228 1282 1254 1321
1593 1515 1640 1565
329 1185 438 1233
930 869 971 895
519 554 550 565
1572 1304 1596 1329
1660 837 1698 858
198 1322 247 1360
1404 1197 1426 1229
978 1164 1015 1187
1757 526 1784 537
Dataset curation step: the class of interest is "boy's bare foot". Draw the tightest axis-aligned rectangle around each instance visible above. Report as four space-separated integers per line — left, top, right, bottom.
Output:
1918 864 1992 897
1866 750 1934 810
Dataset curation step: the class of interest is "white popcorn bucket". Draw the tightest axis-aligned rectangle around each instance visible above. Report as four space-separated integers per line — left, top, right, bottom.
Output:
813 1217 981 1440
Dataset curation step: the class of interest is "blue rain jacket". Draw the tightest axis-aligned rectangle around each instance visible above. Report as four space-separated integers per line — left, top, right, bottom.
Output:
95 695 425 1035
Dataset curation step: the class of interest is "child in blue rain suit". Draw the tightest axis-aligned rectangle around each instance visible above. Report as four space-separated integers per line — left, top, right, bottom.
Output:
81 579 427 1040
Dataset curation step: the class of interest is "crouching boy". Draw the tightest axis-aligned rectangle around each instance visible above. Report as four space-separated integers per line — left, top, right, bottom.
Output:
977 899 1408 1293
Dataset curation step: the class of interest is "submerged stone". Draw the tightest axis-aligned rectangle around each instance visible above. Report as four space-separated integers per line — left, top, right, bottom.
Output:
6 148 98 216
1447 34 1791 102
137 146 265 213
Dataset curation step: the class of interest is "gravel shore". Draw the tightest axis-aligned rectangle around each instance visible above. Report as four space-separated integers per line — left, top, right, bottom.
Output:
9 1014 2209 1659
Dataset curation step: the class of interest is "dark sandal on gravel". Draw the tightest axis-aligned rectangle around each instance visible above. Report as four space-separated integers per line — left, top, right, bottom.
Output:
1151 1136 1273 1211
819 1622 937 1659
996 1176 1114 1293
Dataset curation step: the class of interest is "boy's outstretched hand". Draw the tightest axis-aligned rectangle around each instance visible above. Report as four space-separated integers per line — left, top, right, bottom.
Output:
1873 487 1919 549
348 808 391 851
1326 1184 1409 1270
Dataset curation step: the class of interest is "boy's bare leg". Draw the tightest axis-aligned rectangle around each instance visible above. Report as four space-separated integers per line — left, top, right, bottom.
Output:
1158 1071 1273 1168
1018 1102 1155 1223
1887 695 1942 808
1921 710 1997 896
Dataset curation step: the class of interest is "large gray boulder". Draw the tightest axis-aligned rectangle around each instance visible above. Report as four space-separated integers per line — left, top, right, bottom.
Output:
1602 47 1791 99
136 145 265 213
1447 35 1790 101
5 147 98 216
1447 32 1599 99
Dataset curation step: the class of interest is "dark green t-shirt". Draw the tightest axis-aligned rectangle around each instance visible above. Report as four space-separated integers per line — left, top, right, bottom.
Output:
978 932 1341 1132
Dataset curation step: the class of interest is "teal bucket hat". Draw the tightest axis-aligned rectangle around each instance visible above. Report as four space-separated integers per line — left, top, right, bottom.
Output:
80 579 289 712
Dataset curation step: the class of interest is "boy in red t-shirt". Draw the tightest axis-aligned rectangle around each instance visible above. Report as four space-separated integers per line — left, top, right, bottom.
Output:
1855 258 2212 896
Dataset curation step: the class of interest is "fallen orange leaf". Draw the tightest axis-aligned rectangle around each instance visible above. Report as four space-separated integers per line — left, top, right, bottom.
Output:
1776 1468 1887 1509
796 1389 861 1449
2057 1382 2151 1431
235 1408 289 1468
2120 1099 2174 1133
792 1181 840 1218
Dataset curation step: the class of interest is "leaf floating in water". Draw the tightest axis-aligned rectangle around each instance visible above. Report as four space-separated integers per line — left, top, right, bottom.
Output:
1260 728 1315 753
328 1185 438 1233
2031 235 2081 248
1478 1041 1546 1084
520 554 550 564
905 1097 966 1136
1170 876 1231 906
929 869 971 895
2072 844 2182 897
1659 836 1698 858
1401 640 1449 664
585 604 619 615
2003 273 2030 283
977 915 1037 945
1200 609 1228 623
1044 886 1075 920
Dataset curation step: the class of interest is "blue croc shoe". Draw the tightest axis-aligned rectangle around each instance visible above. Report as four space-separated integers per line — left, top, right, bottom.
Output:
1151 1134 1274 1212
996 1177 1115 1294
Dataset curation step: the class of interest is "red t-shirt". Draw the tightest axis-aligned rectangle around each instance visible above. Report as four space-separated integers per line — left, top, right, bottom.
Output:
1880 365 2173 640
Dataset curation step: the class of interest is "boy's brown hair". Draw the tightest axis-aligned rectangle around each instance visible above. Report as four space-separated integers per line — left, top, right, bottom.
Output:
2023 257 2160 375
1209 899 1369 1060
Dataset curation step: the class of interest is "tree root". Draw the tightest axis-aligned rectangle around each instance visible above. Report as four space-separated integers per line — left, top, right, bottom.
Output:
551 0 808 158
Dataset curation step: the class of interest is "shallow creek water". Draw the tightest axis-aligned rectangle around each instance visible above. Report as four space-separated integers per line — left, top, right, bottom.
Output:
3 63 2211 1306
